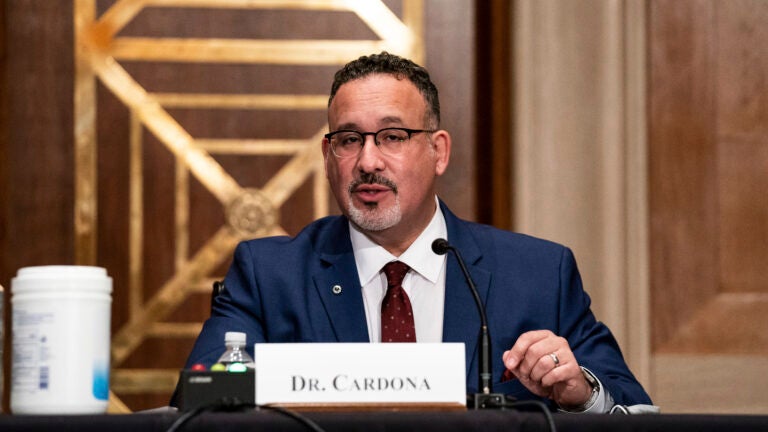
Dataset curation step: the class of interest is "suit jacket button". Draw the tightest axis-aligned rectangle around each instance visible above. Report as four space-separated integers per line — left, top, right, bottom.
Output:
332 285 342 295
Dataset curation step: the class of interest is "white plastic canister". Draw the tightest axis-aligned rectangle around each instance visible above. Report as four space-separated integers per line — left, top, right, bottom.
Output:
10 266 112 414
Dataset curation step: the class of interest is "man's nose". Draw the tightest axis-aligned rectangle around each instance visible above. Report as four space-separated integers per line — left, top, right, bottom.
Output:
356 135 385 172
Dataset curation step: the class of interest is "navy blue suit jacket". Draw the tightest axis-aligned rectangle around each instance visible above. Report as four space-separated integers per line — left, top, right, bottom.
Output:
183 202 651 406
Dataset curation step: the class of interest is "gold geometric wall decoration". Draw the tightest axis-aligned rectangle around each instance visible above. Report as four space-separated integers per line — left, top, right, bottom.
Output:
73 0 425 411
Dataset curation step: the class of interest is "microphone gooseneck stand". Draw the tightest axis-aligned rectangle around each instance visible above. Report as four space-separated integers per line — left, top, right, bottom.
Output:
431 239 556 432
431 238 504 409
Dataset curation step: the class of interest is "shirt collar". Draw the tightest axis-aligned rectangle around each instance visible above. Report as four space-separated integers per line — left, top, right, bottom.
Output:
350 196 448 286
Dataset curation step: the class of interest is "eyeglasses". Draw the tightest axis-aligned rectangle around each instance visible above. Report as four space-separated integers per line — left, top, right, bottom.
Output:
324 127 436 158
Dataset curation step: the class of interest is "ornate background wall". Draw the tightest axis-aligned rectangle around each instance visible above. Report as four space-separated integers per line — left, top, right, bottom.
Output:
2 0 477 411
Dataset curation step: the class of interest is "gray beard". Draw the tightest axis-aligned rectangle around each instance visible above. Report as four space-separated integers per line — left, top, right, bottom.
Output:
346 195 402 232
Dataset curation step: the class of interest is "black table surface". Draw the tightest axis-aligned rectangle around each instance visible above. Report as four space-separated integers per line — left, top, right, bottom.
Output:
1 409 767 432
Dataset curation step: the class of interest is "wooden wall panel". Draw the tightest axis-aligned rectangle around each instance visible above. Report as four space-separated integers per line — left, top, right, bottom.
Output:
650 0 768 413
0 1 7 413
716 0 768 295
650 0 768 355
718 139 768 294
474 0 511 229
649 0 719 352
425 1 476 221
1 0 77 412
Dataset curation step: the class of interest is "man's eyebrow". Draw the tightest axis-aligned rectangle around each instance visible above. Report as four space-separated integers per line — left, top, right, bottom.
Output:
379 116 405 125
376 117 411 129
334 117 406 132
334 122 360 131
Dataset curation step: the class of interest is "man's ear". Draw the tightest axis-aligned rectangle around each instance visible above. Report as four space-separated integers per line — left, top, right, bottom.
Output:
322 137 331 178
432 130 451 176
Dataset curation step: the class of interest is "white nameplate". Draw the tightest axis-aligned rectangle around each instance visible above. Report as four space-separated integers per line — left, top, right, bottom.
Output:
254 343 466 407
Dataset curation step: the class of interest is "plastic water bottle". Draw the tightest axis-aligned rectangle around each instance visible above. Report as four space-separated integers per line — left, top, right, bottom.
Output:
216 332 254 372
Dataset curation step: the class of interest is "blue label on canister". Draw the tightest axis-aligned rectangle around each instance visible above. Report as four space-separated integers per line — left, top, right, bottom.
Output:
92 363 109 400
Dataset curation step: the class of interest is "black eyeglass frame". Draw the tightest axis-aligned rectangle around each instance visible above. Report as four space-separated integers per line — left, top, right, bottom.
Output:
324 127 437 158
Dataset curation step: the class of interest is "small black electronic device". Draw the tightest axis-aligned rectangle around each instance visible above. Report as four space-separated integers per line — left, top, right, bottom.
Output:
177 370 255 412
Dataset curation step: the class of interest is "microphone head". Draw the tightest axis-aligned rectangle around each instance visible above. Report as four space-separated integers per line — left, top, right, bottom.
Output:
431 238 451 255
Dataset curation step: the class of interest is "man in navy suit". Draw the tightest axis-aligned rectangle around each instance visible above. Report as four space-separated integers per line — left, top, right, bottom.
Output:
181 52 652 412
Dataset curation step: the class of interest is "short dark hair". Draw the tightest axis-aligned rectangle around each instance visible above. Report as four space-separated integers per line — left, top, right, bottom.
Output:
328 52 440 128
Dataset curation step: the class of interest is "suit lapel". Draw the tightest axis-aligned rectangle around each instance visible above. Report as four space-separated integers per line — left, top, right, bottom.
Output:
312 219 370 342
440 203 492 381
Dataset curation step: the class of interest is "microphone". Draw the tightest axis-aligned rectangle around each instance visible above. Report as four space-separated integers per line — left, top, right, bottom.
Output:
432 238 504 409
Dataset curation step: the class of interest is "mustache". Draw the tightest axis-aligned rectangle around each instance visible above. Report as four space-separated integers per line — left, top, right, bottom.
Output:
348 173 398 194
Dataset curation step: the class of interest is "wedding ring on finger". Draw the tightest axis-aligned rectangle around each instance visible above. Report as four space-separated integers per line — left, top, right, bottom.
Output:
549 352 560 368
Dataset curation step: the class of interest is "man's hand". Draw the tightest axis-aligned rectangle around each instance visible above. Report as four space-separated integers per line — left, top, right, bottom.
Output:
502 330 592 409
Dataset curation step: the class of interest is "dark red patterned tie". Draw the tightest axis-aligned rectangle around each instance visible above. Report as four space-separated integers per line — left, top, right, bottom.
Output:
381 261 416 342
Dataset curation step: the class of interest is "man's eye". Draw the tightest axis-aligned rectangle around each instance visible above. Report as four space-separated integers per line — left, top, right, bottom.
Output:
381 133 405 143
339 135 361 146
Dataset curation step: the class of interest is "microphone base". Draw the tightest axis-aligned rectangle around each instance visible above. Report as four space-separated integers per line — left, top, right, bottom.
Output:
470 393 507 410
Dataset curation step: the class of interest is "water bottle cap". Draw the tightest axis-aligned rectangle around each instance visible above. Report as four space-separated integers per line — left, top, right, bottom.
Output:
224 331 247 344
